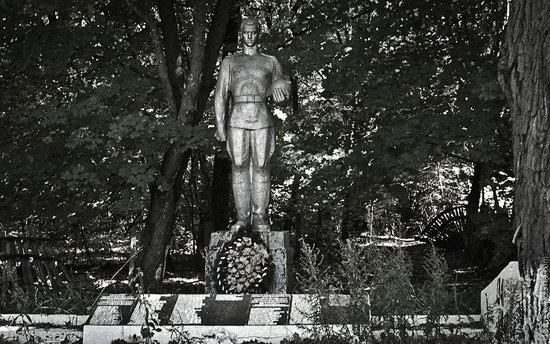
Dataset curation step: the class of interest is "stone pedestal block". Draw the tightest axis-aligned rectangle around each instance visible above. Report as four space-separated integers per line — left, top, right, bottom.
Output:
205 230 292 294
480 261 521 332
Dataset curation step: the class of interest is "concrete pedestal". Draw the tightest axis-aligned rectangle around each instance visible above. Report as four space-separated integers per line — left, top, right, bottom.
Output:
205 230 292 294
480 261 522 331
81 294 481 344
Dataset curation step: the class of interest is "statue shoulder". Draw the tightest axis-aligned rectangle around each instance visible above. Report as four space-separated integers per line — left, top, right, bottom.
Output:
220 54 238 72
221 54 235 64
260 53 282 69
223 52 251 65
259 54 283 74
259 53 278 62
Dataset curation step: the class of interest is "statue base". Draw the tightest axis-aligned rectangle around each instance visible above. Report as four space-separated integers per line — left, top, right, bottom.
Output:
205 230 293 294
83 293 352 344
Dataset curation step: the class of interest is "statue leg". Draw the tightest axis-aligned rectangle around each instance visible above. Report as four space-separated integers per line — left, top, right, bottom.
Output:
227 127 252 230
251 127 275 231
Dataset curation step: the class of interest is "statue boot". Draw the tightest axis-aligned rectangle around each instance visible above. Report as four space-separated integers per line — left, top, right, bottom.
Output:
252 169 271 231
252 211 270 231
230 167 251 231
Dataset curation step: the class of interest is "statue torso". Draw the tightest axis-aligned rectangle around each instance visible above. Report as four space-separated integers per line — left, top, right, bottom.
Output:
227 53 276 129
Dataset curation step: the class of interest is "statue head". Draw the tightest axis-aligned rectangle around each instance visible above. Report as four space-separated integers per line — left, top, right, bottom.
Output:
241 17 261 47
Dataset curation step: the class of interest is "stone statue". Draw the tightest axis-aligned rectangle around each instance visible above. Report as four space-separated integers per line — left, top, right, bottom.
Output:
214 17 290 232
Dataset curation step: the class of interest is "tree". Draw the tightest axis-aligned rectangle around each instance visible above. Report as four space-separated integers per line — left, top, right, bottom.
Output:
261 0 510 241
0 0 160 252
129 0 238 291
499 0 550 342
0 0 239 289
0 0 516 290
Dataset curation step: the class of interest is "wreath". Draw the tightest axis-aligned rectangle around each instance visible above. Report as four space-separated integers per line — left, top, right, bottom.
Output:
216 232 271 293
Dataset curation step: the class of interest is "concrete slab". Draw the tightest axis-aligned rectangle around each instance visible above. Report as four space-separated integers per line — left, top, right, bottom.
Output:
480 261 522 332
87 294 323 326
0 325 82 343
83 324 309 344
480 261 521 316
0 314 89 326
0 309 480 344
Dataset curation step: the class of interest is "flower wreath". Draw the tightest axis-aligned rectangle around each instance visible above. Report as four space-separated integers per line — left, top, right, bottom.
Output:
216 231 271 293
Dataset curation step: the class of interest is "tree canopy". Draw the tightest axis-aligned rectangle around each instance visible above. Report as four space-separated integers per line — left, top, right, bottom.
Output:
0 0 514 287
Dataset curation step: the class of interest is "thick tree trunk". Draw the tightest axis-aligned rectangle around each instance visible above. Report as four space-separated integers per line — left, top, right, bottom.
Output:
499 1 550 342
139 0 206 292
142 148 190 290
137 0 238 291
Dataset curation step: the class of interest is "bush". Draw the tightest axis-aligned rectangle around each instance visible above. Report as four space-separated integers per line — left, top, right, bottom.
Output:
296 239 495 343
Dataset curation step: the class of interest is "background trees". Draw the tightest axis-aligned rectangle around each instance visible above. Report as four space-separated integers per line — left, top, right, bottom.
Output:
1 0 514 289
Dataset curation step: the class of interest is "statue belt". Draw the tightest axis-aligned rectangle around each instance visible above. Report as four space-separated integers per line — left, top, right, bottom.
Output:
233 95 266 104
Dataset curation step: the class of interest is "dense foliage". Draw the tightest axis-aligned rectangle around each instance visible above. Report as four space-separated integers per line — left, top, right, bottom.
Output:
0 0 514 284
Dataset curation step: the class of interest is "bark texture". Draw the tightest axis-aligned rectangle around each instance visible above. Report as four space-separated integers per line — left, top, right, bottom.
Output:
499 0 550 342
135 0 237 291
140 0 207 291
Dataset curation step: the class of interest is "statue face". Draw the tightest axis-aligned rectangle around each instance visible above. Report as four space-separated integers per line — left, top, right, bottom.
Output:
242 24 259 47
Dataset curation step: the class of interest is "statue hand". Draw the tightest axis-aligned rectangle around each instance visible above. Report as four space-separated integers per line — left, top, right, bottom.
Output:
271 79 291 104
272 87 288 103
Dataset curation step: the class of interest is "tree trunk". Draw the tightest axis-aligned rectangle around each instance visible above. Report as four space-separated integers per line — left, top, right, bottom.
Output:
139 0 206 292
466 162 483 216
465 161 483 259
193 0 239 125
141 148 191 290
499 1 550 342
210 153 232 232
157 0 183 106
209 4 240 234
137 0 237 291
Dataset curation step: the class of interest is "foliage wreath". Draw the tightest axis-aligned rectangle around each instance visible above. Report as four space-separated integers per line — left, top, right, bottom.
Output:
216 231 271 293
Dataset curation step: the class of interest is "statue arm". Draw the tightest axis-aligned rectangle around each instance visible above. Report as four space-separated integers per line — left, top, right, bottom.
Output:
271 57 290 104
272 56 284 82
214 57 230 141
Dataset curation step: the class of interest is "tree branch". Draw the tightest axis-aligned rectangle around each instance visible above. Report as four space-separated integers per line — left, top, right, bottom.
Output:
192 0 238 125
127 0 179 118
157 0 184 108
178 0 207 123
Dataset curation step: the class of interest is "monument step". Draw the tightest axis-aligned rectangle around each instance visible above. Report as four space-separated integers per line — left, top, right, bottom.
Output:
83 321 483 344
86 294 345 326
0 309 481 344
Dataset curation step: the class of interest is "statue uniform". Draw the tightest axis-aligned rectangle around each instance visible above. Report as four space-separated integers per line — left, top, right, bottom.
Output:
214 52 284 230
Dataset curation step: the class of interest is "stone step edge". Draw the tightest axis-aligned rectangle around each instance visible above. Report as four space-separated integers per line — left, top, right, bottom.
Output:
0 314 89 327
0 314 481 327
83 324 484 344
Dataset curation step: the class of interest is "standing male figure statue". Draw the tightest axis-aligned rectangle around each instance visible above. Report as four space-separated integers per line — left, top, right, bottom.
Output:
214 17 290 232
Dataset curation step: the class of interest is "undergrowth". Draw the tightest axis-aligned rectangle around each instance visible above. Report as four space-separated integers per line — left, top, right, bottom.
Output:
0 268 91 314
296 239 522 343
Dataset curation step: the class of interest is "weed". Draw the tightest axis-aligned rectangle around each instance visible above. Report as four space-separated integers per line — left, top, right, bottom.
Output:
295 239 502 343
417 244 452 338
